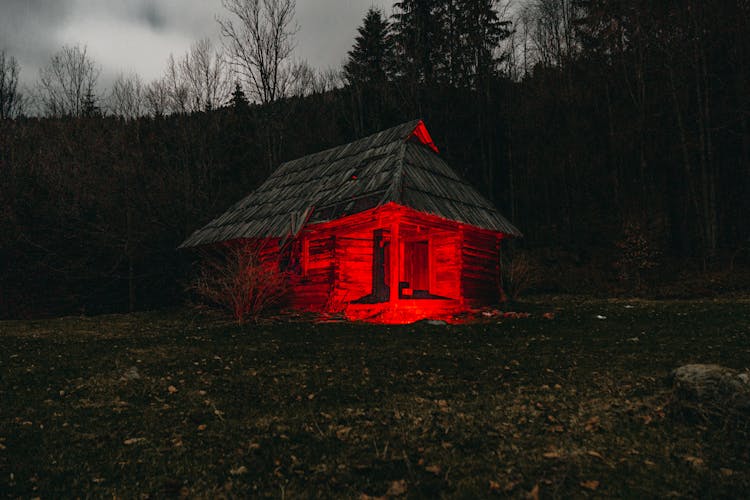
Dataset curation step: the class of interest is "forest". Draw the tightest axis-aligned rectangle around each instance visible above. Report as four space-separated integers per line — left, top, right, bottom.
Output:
1 0 749 319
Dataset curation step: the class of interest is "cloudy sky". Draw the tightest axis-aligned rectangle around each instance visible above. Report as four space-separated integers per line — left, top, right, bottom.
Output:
1 0 393 89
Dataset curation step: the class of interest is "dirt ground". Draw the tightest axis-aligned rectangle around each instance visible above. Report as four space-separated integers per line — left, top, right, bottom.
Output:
1 297 749 498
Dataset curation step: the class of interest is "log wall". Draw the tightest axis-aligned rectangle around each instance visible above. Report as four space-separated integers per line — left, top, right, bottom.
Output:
284 203 505 317
460 228 501 305
288 234 335 311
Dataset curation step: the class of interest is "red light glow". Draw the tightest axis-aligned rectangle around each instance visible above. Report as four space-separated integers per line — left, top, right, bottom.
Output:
411 121 439 153
284 203 505 324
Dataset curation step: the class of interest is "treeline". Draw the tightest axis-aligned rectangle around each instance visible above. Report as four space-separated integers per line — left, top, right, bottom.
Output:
1 0 749 318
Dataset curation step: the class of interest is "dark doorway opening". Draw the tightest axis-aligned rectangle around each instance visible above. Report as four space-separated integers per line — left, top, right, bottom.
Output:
353 229 390 304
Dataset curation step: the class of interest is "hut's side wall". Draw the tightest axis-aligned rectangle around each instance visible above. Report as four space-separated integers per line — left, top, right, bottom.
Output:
431 231 460 300
331 234 374 310
288 234 336 311
460 228 501 305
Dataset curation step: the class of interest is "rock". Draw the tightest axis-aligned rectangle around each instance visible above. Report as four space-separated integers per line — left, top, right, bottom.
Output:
425 319 447 326
413 319 448 326
120 366 141 381
671 364 750 411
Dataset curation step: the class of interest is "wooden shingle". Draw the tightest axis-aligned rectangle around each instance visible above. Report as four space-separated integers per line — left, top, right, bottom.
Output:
180 120 520 248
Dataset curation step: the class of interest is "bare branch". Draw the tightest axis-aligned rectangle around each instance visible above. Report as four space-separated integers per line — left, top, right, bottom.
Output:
0 50 26 119
108 72 145 120
37 44 101 118
218 0 299 104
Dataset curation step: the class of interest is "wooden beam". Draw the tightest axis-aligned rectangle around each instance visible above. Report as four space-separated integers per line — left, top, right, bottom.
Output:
390 218 400 305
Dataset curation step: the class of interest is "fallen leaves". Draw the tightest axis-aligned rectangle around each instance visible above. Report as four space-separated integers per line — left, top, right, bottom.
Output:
436 399 450 412
123 437 145 445
584 416 601 432
167 385 178 394
386 480 408 496
527 483 540 500
229 466 247 475
424 464 441 475
580 480 600 491
335 426 352 440
683 455 705 468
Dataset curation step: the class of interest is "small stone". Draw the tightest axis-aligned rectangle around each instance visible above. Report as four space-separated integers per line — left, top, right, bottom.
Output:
120 367 141 381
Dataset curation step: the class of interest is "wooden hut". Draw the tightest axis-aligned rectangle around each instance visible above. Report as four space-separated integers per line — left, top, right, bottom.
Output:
181 120 521 323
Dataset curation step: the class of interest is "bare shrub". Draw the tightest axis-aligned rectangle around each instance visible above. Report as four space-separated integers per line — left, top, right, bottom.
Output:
500 252 540 302
191 242 288 324
615 220 660 291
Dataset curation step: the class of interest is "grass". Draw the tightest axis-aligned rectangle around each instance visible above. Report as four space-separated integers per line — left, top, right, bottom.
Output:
1 297 749 498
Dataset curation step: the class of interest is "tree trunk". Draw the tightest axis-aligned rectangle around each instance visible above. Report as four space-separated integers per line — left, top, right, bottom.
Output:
691 4 717 257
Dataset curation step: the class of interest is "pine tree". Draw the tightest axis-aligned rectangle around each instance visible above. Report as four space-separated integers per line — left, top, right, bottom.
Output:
344 8 394 135
391 0 510 89
343 8 393 87
81 88 101 117
392 0 442 86
455 0 512 86
229 82 250 112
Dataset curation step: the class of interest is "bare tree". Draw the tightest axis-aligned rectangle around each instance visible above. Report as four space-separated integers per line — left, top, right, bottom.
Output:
0 50 26 119
315 67 344 94
144 78 170 117
521 0 580 69
164 54 190 114
37 44 101 117
179 38 232 111
218 0 299 104
108 72 145 119
287 59 316 97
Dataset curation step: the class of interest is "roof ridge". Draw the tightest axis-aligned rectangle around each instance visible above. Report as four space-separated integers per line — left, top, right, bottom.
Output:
278 119 421 171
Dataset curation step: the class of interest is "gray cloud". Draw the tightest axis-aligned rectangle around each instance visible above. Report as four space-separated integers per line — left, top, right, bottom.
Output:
137 3 167 31
0 0 74 82
1 0 393 90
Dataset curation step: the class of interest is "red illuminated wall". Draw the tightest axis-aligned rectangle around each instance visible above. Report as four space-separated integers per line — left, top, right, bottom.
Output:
281 203 505 323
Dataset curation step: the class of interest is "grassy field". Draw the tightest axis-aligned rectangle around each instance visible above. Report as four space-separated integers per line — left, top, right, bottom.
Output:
1 297 749 498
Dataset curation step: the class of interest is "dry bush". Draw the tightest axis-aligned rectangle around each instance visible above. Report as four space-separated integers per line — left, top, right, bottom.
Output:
191 242 288 324
500 252 541 302
615 220 660 292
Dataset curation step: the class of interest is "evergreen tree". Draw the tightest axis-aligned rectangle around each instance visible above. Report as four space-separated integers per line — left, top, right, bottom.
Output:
454 0 512 86
81 88 101 117
392 0 442 87
343 8 393 87
344 8 394 135
392 0 510 89
229 81 250 112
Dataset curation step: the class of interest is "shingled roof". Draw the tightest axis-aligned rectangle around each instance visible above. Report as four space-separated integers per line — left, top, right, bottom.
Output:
180 120 521 248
